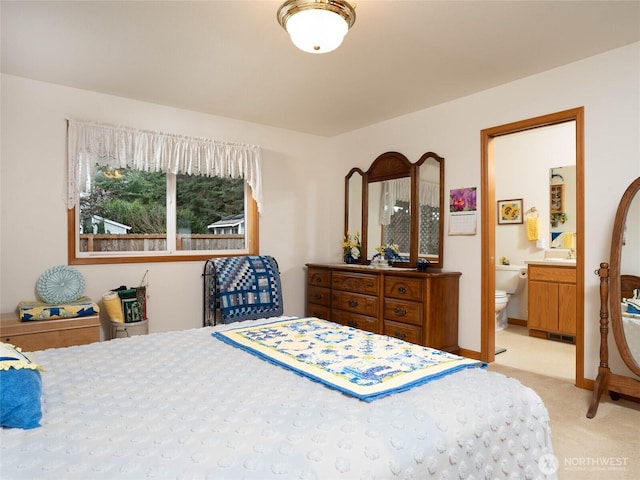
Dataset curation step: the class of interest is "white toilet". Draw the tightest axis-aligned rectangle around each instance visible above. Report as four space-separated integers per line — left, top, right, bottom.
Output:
495 264 527 331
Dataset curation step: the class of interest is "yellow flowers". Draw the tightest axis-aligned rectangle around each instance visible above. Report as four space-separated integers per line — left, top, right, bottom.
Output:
343 231 361 260
376 243 399 259
501 204 520 220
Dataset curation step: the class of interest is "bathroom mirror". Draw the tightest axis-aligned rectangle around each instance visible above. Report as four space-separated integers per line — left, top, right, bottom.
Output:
549 165 577 248
346 151 444 268
611 176 640 375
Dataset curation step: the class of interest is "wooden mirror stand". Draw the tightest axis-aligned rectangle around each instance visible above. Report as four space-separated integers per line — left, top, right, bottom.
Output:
587 176 640 418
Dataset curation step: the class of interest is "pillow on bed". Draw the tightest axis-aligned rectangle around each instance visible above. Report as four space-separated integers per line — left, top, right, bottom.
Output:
0 342 43 429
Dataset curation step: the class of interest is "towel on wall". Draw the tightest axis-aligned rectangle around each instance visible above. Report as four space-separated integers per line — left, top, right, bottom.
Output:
526 217 539 241
561 232 576 249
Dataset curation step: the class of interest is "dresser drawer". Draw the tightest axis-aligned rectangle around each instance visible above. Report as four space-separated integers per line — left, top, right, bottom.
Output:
385 276 423 301
308 268 331 288
332 310 378 334
306 303 331 320
384 320 422 344
384 299 423 326
332 272 379 295
307 285 331 307
332 291 378 317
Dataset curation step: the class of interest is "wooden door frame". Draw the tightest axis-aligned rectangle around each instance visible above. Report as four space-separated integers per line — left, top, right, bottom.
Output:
480 107 586 388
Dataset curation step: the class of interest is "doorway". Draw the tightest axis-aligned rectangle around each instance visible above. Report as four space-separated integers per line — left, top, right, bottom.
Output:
480 108 586 388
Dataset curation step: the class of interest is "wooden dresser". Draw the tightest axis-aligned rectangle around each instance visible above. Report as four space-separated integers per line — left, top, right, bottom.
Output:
0 312 100 351
306 264 461 353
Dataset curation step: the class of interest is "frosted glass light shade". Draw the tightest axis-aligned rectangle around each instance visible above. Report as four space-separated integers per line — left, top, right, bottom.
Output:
277 0 356 54
286 9 348 54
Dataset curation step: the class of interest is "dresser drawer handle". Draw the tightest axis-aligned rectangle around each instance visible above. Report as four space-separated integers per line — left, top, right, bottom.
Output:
314 276 322 283
398 286 407 294
313 293 322 300
347 320 358 328
394 331 407 340
347 300 359 308
394 307 407 317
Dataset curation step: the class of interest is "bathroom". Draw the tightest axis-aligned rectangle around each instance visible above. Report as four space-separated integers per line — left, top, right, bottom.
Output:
493 121 577 376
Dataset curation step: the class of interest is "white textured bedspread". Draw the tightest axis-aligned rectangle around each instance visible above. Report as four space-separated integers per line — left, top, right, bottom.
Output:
1 317 556 479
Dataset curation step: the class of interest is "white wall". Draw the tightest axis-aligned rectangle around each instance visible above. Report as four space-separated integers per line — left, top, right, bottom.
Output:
0 74 333 334
2 42 639 380
329 43 640 379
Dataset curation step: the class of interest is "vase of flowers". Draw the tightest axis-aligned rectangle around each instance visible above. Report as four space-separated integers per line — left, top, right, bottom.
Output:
342 231 361 264
550 212 567 228
374 243 400 265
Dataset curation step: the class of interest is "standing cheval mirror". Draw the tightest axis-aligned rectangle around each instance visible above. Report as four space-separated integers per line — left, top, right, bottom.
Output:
587 176 640 418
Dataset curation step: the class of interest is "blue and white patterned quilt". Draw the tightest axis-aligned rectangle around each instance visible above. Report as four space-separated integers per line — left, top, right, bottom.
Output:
214 317 485 401
212 255 283 323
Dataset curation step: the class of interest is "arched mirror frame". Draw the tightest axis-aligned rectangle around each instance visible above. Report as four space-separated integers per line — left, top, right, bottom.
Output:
415 152 445 267
345 151 444 269
609 176 640 376
587 176 640 418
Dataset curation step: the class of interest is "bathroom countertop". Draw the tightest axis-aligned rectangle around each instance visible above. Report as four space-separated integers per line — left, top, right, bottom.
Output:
525 259 576 267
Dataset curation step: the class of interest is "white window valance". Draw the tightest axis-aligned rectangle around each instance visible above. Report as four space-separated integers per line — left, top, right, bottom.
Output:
66 119 263 212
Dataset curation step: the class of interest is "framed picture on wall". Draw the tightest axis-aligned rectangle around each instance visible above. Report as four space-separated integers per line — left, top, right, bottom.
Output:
497 198 523 225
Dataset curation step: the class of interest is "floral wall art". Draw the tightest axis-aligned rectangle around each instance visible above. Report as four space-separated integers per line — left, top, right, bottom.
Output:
449 187 477 235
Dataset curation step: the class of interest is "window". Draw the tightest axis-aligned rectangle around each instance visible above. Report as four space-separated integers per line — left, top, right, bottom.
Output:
67 120 261 265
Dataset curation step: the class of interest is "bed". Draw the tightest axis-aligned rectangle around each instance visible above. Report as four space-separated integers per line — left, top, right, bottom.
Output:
1 316 556 479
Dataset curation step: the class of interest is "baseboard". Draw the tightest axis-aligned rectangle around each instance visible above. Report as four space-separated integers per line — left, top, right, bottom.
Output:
458 347 481 360
507 317 527 327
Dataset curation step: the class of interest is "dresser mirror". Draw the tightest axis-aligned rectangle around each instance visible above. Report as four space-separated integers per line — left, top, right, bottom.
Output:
345 168 364 240
345 151 444 268
417 153 444 262
587 176 640 418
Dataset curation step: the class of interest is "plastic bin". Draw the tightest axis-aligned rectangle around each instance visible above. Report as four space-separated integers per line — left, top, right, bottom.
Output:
110 319 149 339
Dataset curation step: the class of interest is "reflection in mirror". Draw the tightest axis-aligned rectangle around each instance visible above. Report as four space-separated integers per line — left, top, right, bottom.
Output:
620 185 640 366
345 168 364 251
379 178 411 261
368 178 411 260
549 165 576 249
417 154 443 265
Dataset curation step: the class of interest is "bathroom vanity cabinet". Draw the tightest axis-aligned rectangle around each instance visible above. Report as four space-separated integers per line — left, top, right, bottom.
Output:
527 264 577 340
306 264 461 353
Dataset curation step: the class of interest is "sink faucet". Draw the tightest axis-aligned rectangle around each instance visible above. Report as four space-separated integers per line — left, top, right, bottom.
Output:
568 249 576 259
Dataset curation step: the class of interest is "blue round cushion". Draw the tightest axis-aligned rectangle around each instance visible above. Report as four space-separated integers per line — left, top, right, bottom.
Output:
36 265 85 304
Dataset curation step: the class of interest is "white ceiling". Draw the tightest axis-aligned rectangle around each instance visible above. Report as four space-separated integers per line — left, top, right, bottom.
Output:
2 1 639 137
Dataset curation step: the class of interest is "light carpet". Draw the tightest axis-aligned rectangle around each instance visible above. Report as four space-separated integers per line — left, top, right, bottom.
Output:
488 363 640 479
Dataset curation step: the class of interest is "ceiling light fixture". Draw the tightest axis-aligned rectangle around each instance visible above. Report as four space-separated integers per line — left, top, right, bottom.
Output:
277 0 356 54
